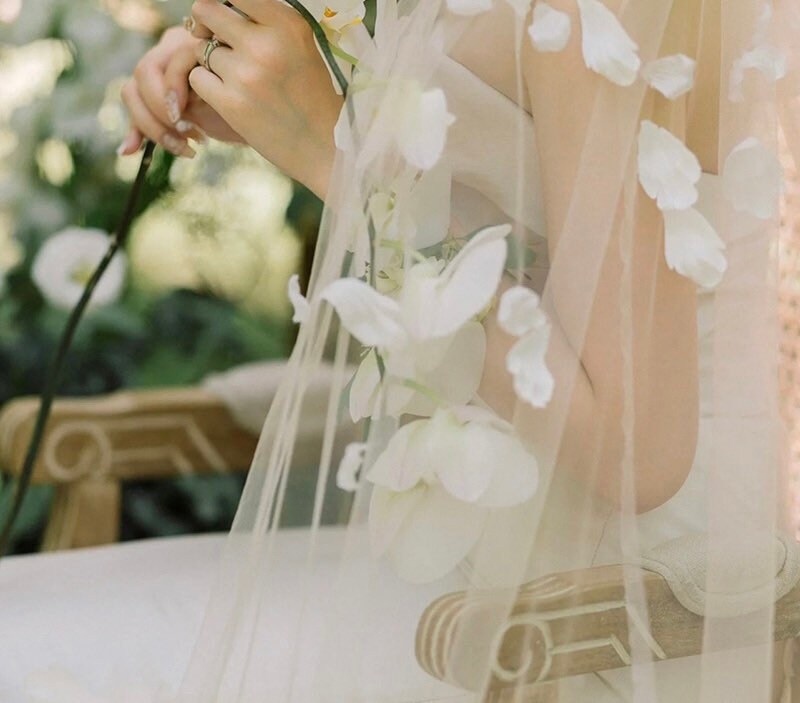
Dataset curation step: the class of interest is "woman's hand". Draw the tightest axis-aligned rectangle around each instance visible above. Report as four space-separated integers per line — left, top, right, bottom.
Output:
188 0 344 199
120 26 243 158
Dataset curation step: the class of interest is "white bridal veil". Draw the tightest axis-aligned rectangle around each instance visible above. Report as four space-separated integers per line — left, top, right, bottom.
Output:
175 0 800 701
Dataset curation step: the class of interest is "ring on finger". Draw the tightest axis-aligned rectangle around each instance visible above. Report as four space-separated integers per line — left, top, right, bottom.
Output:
202 37 222 74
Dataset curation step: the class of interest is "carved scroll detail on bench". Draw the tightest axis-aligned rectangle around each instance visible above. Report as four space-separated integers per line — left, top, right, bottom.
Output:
416 564 800 692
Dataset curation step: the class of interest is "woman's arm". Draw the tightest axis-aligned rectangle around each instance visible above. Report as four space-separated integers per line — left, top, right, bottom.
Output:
475 0 702 513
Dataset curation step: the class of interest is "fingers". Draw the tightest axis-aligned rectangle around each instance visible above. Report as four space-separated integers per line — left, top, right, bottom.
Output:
194 41 234 80
117 128 144 156
164 42 204 130
190 0 250 47
188 65 228 115
121 80 196 158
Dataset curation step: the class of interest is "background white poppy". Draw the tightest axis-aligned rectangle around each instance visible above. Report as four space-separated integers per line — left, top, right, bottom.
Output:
32 227 127 311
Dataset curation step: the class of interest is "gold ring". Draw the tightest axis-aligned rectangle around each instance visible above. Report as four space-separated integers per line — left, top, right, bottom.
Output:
182 15 196 33
202 37 221 74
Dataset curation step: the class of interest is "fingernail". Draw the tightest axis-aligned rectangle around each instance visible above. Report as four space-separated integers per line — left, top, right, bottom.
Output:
116 132 137 156
175 119 195 133
162 134 195 158
165 91 181 123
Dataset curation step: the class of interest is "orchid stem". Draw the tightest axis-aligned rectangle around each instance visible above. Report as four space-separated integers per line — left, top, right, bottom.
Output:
0 141 156 559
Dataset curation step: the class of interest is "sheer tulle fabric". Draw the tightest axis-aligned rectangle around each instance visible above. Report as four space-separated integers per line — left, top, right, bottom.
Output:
177 1 797 701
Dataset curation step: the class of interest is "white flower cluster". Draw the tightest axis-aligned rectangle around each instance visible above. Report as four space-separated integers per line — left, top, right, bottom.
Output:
286 4 552 583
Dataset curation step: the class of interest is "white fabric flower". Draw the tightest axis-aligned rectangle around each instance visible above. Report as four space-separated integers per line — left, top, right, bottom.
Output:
303 0 366 31
663 208 727 289
722 137 784 220
506 323 554 408
367 408 539 583
287 274 309 324
446 0 493 15
394 86 456 171
322 224 509 348
576 0 641 87
327 225 508 420
641 54 696 99
337 442 367 492
637 120 702 211
498 286 548 337
498 286 554 408
729 45 788 102
529 3 572 53
348 321 486 422
32 228 126 311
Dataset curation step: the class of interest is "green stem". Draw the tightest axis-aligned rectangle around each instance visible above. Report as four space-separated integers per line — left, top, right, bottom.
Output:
0 141 156 559
283 0 349 97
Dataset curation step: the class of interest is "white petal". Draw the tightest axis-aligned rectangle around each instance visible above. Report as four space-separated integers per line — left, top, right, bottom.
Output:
663 208 727 289
321 278 406 348
446 0 493 15
498 285 547 337
349 352 380 422
422 410 496 503
474 428 539 507
729 45 788 102
637 120 701 211
366 420 427 492
403 322 487 416
529 2 572 53
287 274 309 324
576 0 641 87
405 225 510 340
409 163 452 250
506 324 555 408
369 484 426 558
396 87 456 171
388 485 488 584
337 442 367 492
722 137 784 220
641 54 696 99
32 228 126 311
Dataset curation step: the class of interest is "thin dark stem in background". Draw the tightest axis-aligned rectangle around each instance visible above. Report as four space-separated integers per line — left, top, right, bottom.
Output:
0 141 156 558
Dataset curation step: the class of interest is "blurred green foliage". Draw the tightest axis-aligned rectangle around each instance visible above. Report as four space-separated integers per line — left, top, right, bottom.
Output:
0 1 323 553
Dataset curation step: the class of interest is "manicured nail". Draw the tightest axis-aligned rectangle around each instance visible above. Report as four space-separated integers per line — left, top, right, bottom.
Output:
162 134 195 158
175 119 195 133
116 132 138 156
165 91 181 123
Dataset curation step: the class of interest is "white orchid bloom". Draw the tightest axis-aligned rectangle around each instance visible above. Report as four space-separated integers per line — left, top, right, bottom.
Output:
497 286 555 408
641 54 696 99
348 321 487 421
529 3 572 53
730 45 788 102
498 285 548 338
32 227 126 311
394 85 456 171
367 407 539 583
722 137 784 220
323 224 509 348
287 274 310 324
337 442 367 492
303 0 366 32
638 120 702 211
663 208 727 290
576 0 641 87
327 225 508 420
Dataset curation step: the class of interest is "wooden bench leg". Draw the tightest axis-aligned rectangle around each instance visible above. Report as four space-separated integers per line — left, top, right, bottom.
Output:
41 478 121 551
